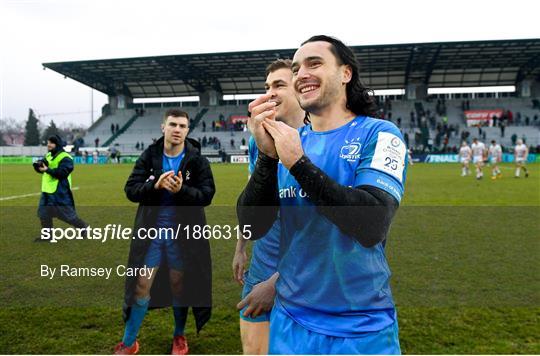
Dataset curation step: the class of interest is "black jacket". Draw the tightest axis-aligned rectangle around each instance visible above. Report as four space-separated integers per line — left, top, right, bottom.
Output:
122 137 215 333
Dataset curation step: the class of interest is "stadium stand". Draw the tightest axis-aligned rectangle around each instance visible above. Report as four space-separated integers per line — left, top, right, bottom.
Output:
80 97 538 156
83 104 250 155
36 38 538 158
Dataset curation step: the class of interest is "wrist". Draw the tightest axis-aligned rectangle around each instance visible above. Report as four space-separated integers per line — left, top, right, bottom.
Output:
235 239 247 253
263 278 276 291
289 155 309 175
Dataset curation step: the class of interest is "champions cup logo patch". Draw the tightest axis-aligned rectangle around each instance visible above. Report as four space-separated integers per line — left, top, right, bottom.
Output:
340 139 362 162
371 132 406 182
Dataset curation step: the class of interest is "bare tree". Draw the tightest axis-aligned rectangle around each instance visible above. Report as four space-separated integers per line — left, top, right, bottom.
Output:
0 117 24 145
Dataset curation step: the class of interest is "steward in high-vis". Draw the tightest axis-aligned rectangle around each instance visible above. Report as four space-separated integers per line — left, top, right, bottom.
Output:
33 134 88 242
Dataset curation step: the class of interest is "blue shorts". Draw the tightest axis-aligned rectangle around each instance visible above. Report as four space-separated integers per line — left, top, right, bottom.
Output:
239 271 272 323
269 301 401 355
143 229 183 271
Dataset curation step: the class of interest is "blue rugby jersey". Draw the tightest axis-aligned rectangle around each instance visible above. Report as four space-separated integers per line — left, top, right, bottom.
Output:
155 150 185 228
246 137 280 282
276 115 407 337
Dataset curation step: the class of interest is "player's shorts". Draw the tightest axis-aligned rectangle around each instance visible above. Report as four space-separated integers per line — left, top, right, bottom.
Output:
473 155 483 164
143 229 183 271
268 300 401 355
239 270 272 323
490 157 498 164
460 157 470 164
516 158 526 164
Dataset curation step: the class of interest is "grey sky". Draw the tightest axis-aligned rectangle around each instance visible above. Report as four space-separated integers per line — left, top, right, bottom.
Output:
1 0 539 127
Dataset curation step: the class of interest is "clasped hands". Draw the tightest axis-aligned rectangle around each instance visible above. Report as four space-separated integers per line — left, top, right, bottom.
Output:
247 94 304 169
154 170 182 193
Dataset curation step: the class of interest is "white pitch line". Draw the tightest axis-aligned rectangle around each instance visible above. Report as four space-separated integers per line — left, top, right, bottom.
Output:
0 187 80 201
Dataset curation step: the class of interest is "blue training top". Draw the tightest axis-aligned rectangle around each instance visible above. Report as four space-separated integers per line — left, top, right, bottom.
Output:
276 115 408 337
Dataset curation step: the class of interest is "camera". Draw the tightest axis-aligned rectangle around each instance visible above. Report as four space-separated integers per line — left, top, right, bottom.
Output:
33 159 48 172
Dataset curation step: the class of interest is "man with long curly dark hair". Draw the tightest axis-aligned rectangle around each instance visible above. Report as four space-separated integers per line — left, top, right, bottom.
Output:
238 35 408 354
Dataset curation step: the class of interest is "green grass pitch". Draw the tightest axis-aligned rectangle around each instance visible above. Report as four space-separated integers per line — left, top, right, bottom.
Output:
0 162 539 354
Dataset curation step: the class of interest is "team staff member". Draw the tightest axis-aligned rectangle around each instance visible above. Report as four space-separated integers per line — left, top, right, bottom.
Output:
238 35 407 354
115 109 215 355
34 134 88 242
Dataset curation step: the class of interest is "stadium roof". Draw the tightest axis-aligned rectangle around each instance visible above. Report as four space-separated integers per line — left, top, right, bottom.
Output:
43 39 540 98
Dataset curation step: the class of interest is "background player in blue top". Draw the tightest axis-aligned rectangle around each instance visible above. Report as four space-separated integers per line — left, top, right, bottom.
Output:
238 35 407 354
232 59 305 354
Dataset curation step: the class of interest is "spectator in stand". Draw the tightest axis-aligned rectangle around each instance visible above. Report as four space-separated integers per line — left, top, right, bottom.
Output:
384 97 392 111
212 121 216 132
500 120 506 137
241 137 246 147
111 123 115 135
95 137 100 147
397 117 401 128
230 138 235 149
435 133 441 148
202 121 207 132
492 115 498 128
442 135 448 151
525 116 530 126
115 124 119 133
501 110 508 125
511 133 517 146
414 131 421 148
135 142 140 151
410 111 415 128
